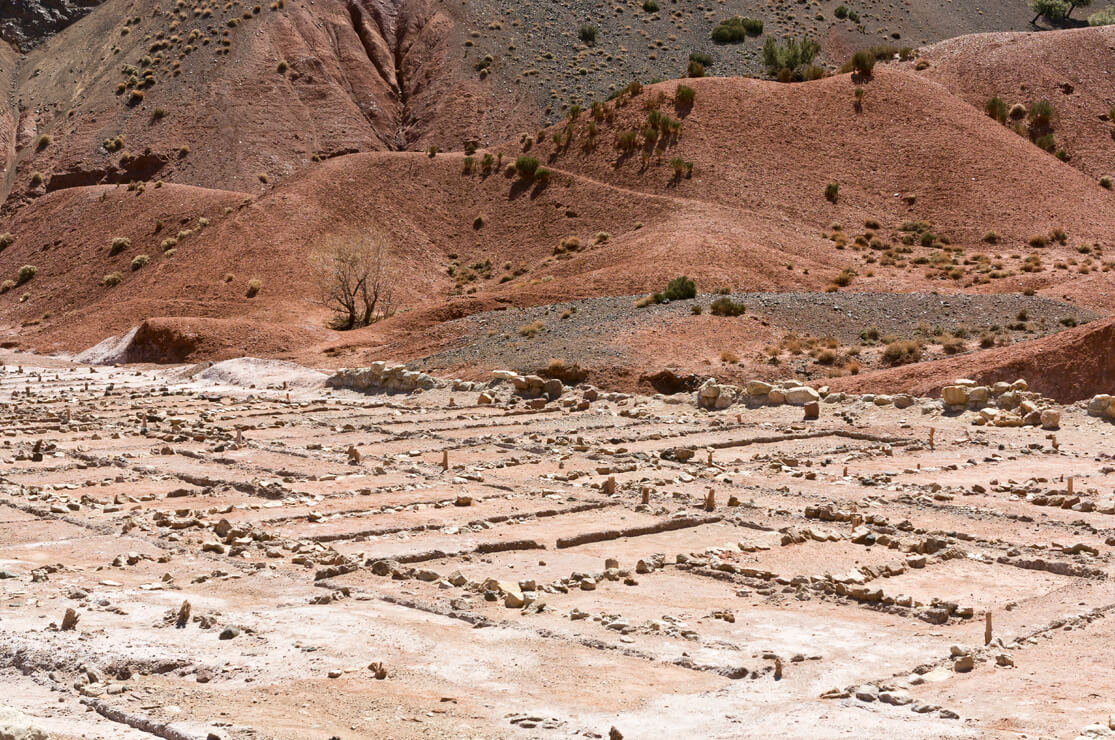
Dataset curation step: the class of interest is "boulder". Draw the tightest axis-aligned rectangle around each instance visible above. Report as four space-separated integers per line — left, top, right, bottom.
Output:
785 386 820 406
941 386 969 406
1087 394 1111 417
893 394 915 409
746 380 773 396
1040 408 1061 430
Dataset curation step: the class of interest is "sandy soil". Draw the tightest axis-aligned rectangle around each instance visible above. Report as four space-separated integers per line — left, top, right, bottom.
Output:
0 352 1113 738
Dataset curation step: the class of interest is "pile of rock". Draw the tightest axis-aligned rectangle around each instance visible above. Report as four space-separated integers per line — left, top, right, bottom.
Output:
1086 394 1115 421
326 363 440 394
491 370 565 399
697 378 827 411
939 378 1060 429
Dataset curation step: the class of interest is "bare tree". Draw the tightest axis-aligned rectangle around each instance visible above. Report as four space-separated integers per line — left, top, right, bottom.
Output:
310 231 397 330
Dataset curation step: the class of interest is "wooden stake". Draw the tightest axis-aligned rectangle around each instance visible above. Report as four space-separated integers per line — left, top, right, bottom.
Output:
984 611 993 645
1067 477 1074 495
929 427 935 449
704 488 715 512
641 487 650 505
442 450 449 471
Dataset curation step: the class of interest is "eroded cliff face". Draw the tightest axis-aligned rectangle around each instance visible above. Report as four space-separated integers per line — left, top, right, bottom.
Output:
0 0 109 51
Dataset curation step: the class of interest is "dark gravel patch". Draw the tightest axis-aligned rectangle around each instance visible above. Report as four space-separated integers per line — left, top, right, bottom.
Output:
415 291 1099 374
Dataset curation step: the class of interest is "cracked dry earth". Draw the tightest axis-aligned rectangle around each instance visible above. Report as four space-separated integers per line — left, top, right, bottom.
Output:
3 357 1115 739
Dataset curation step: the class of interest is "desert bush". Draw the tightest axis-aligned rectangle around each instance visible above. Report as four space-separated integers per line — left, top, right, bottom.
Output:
16 265 37 285
761 36 820 80
246 279 262 297
662 275 696 300
578 24 598 44
109 237 131 255
942 337 966 355
633 294 657 308
36 134 51 150
832 267 855 287
985 96 1008 123
1028 234 1049 248
710 296 746 316
1028 99 1054 128
1030 0 1070 22
514 155 540 180
1090 6 1115 24
0 280 13 294
689 51 714 67
675 85 695 106
849 50 875 76
0 233 12 252
882 339 921 365
102 272 123 286
130 254 149 270
982 231 1000 244
835 5 849 18
161 238 178 251
686 60 705 77
642 0 658 11
518 320 545 337
1102 176 1113 189
711 16 762 42
825 182 839 203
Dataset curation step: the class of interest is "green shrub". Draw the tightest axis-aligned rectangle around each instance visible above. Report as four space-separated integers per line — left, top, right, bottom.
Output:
0 233 12 252
686 61 705 77
1029 0 1070 22
663 275 696 300
985 96 1008 123
1089 6 1115 24
16 265 36 285
109 236 130 255
0 280 13 294
675 85 695 106
689 51 714 67
835 5 849 18
36 134 51 151
1101 176 1113 189
578 24 598 44
761 36 820 80
1035 133 1056 152
825 182 839 203
711 17 762 42
709 296 746 316
102 272 123 286
850 50 875 75
1028 99 1053 128
246 278 262 297
130 254 149 271
642 0 658 12
514 155 540 180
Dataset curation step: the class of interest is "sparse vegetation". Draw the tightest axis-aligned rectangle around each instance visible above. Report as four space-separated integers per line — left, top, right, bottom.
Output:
518 320 545 337
578 24 598 45
514 155 541 180
761 36 821 81
130 254 149 270
674 85 695 107
246 279 262 297
109 237 131 256
825 182 839 203
711 17 763 43
849 50 875 76
102 272 123 286
709 296 746 316
882 339 922 365
0 233 13 252
16 265 37 285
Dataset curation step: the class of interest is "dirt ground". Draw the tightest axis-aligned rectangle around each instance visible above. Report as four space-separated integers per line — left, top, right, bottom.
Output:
0 352 1113 738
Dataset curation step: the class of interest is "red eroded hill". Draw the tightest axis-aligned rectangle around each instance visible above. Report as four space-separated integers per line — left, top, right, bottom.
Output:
0 0 533 205
2 63 1114 381
912 25 1115 182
